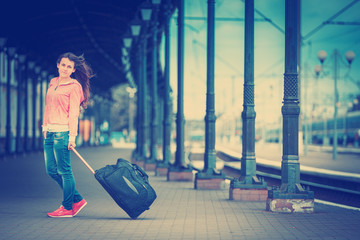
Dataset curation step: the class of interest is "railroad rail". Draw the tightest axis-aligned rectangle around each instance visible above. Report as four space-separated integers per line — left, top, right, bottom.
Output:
215 150 360 208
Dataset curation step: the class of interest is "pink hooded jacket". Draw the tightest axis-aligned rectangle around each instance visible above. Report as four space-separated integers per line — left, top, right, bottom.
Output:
42 77 84 140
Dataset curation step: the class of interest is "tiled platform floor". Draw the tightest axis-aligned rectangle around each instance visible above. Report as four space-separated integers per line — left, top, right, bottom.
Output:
1 146 359 240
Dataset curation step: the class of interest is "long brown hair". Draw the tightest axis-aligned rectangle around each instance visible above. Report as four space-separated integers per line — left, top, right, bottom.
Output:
57 52 94 108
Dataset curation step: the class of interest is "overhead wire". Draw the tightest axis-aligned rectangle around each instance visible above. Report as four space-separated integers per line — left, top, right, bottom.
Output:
303 0 360 40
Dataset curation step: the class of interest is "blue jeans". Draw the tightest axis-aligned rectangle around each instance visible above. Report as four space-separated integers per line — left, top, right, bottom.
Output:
44 131 83 210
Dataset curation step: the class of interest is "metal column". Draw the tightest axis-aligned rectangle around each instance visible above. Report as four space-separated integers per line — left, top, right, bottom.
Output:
32 67 39 150
133 47 141 160
0 40 6 156
173 0 187 170
195 0 225 181
24 61 34 152
5 47 16 154
161 1 173 167
149 24 159 164
231 0 266 189
16 55 26 153
38 71 45 150
267 0 314 201
138 35 148 161
333 49 338 160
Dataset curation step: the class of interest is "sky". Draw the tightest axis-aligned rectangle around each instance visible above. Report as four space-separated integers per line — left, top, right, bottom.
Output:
160 0 360 123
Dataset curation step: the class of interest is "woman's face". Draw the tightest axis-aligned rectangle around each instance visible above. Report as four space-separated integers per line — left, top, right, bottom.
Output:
57 57 75 79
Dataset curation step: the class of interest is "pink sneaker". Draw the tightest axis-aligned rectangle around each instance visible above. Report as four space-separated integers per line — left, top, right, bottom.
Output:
47 206 73 218
72 199 87 216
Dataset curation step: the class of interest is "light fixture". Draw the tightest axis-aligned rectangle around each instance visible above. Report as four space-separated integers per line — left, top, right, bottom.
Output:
123 37 132 48
314 65 322 76
126 72 133 81
0 37 7 48
317 50 327 64
152 0 161 5
345 50 355 65
35 66 41 74
28 61 35 69
122 47 128 56
124 62 131 72
122 55 128 64
7 47 16 57
126 84 137 98
130 19 142 36
18 55 26 63
127 73 135 89
131 25 141 36
140 1 153 21
123 30 133 48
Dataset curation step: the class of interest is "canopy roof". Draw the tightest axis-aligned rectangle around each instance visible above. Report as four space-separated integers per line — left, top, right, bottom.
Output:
1 0 169 96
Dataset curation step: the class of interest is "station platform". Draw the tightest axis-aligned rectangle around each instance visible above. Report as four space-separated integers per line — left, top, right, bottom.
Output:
215 141 360 174
1 146 360 240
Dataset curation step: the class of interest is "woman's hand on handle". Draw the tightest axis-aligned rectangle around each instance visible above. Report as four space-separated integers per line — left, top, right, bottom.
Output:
68 141 76 150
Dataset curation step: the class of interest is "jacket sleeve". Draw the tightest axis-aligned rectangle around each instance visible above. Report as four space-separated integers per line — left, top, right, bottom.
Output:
68 83 84 142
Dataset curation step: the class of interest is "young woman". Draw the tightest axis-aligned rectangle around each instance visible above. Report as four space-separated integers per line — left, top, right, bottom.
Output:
43 52 93 218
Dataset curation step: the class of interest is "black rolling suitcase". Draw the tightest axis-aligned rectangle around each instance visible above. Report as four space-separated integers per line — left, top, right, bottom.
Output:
71 148 157 219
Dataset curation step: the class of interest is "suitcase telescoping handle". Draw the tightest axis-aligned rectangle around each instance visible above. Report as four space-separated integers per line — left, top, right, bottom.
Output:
70 147 95 175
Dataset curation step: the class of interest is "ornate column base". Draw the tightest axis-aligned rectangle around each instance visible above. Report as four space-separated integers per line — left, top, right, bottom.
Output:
156 162 169 176
266 198 314 213
229 177 268 201
194 171 226 190
132 159 145 169
167 168 193 181
230 188 268 201
266 188 314 213
156 167 169 176
145 162 156 171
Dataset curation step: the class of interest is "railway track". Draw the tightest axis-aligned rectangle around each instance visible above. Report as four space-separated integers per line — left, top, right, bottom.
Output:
216 150 360 208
